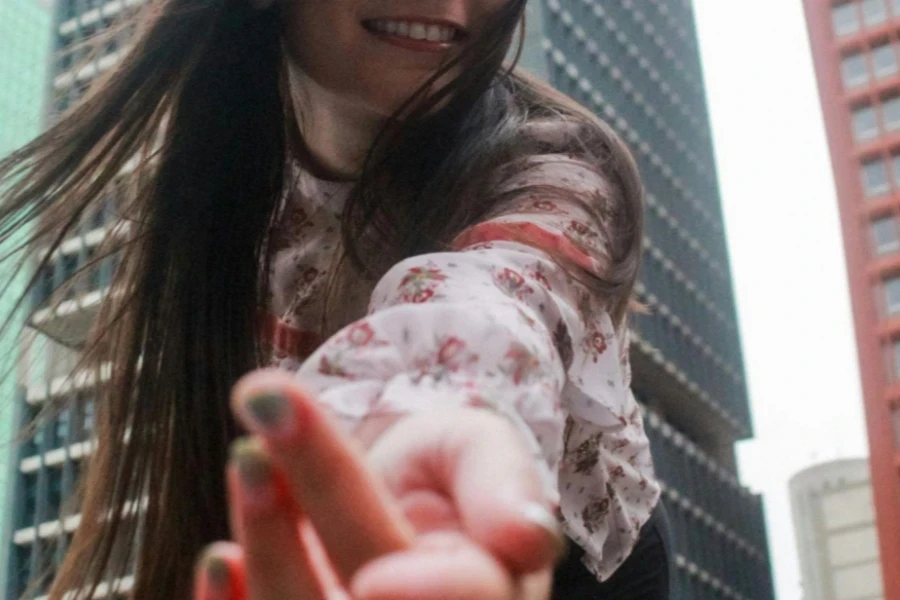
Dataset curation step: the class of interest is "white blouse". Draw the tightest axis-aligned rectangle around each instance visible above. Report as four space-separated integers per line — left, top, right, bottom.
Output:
265 147 661 581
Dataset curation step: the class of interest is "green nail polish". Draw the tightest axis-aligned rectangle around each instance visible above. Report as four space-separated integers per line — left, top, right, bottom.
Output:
231 438 272 490
205 555 230 590
245 393 289 430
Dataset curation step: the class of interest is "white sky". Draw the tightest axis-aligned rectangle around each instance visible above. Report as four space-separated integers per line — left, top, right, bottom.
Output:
692 2 870 599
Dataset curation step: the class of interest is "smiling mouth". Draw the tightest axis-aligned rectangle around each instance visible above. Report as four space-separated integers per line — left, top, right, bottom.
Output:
362 18 467 51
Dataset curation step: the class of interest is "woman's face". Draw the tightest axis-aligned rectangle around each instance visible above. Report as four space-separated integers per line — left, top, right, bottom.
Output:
281 0 510 118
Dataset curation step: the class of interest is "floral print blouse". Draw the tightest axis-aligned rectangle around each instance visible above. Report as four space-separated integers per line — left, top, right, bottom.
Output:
264 144 661 581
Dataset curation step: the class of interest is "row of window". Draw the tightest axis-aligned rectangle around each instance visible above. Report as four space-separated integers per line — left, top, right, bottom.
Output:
562 0 707 126
550 58 731 272
60 0 109 22
871 213 900 255
57 32 124 73
671 560 773 600
645 413 767 553
637 260 748 428
667 501 773 600
10 535 70 600
20 394 96 460
18 459 85 533
852 96 900 140
879 274 900 315
860 154 900 197
841 42 900 89
32 247 119 309
885 348 900 452
635 307 749 430
886 340 900 383
833 0 900 37
645 198 732 308
553 0 704 106
31 194 122 308
547 18 713 188
547 0 715 179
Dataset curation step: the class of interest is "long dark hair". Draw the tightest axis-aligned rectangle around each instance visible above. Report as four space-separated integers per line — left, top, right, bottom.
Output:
0 0 643 598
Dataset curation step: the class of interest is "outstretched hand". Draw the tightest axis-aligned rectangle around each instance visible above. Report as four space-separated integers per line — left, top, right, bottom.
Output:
193 369 563 600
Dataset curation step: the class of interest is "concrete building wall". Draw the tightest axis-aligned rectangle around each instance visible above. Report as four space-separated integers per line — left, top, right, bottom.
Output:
790 458 884 600
802 2 900 595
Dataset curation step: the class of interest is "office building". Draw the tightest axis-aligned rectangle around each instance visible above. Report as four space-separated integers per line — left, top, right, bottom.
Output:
802 1 900 597
0 0 52 594
790 458 884 600
524 1 775 598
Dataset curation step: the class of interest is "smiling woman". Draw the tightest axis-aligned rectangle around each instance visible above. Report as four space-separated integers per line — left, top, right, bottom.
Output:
0 0 667 599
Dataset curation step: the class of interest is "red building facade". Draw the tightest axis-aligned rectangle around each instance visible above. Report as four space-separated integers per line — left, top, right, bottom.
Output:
803 1 900 597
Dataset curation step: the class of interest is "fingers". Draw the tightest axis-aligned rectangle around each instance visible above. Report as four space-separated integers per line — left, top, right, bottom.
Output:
231 369 414 583
194 543 246 600
369 409 565 574
451 414 564 573
349 532 516 600
396 489 460 533
227 438 327 600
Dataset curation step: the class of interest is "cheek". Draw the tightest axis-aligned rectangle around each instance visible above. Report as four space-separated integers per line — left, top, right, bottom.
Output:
281 5 461 118
283 12 356 88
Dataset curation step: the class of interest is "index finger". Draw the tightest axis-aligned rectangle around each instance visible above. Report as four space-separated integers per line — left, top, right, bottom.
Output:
231 369 415 583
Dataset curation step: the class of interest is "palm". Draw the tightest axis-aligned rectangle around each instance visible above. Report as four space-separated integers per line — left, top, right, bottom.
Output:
193 370 558 600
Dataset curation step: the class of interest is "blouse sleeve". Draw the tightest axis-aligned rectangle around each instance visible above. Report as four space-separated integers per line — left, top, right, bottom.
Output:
292 154 647 518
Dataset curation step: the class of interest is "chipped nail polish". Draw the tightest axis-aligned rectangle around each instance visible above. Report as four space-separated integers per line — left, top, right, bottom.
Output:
243 392 292 435
231 438 275 508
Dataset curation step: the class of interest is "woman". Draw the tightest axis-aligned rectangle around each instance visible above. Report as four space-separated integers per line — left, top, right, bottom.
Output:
0 0 670 598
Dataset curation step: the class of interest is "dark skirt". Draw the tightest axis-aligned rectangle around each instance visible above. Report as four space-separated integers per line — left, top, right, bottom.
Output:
551 502 672 600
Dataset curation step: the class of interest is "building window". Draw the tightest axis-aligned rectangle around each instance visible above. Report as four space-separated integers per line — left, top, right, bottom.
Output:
874 43 899 78
47 468 63 521
83 397 95 437
834 3 861 36
862 159 890 197
853 105 879 140
884 96 900 131
891 340 900 380
872 216 900 254
892 154 900 187
863 0 888 26
52 409 70 451
843 53 870 88
885 277 900 314
19 472 38 529
13 545 32 600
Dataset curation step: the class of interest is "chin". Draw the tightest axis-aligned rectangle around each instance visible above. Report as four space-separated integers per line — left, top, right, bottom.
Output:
363 71 458 119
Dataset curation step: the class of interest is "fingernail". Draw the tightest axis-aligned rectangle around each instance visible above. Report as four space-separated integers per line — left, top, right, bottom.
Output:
243 391 292 436
199 553 231 599
231 438 275 507
522 503 566 562
207 556 230 589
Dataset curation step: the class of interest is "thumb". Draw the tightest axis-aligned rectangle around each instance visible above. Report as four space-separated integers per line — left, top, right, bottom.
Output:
368 409 565 574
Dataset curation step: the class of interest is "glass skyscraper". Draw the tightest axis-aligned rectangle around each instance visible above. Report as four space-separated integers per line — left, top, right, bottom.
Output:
3 1 775 599
522 1 775 598
0 0 52 595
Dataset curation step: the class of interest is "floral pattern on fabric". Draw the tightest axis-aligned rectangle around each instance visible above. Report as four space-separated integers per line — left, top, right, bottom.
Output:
264 149 660 582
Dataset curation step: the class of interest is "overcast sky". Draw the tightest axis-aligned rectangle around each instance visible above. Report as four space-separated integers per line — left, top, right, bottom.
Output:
691 1 870 599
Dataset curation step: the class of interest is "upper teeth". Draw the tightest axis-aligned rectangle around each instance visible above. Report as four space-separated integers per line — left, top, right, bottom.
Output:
369 20 457 43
